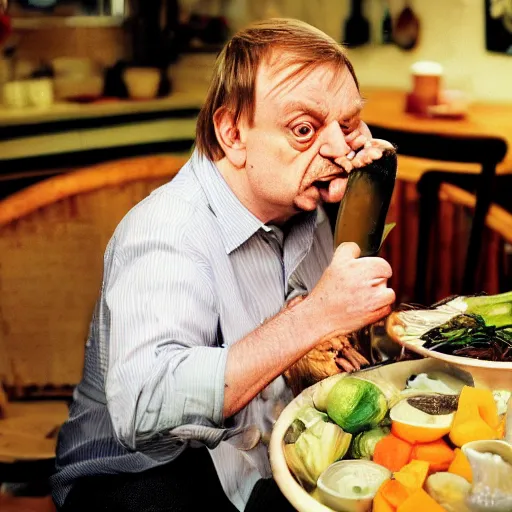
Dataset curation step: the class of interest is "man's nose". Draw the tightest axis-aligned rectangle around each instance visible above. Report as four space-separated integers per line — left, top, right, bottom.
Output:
318 121 351 160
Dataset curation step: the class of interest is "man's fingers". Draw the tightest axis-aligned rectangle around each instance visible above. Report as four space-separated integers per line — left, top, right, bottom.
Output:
335 241 361 261
333 155 354 173
347 131 368 152
352 147 383 167
357 256 393 279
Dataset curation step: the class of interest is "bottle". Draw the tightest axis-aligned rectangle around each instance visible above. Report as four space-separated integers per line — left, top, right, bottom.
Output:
381 3 393 44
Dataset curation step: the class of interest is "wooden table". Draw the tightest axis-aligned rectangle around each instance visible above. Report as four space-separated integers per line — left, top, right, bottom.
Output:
361 87 512 175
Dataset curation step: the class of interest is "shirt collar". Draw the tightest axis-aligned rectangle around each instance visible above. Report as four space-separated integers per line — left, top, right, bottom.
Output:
191 150 266 254
191 150 320 255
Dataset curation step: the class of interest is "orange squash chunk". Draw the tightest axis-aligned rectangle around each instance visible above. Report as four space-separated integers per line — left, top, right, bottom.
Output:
397 489 446 512
449 386 501 447
448 448 472 483
457 386 499 429
380 479 410 508
449 415 498 447
394 460 430 491
373 489 395 512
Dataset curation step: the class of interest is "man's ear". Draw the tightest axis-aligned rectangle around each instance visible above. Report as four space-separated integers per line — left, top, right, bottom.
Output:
213 107 247 168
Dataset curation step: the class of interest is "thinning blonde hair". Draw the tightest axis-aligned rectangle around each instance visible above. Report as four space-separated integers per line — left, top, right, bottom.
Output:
195 18 359 161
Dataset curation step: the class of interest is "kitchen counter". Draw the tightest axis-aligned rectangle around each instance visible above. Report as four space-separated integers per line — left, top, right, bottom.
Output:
0 91 207 198
0 92 206 126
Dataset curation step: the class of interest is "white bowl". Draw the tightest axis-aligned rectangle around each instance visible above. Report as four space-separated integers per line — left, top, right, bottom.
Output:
123 67 161 100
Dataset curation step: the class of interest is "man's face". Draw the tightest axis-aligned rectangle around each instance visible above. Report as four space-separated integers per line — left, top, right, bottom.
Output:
242 56 364 223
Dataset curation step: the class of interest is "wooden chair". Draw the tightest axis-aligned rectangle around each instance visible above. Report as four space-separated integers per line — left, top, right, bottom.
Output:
367 124 508 302
0 154 188 482
380 179 512 306
430 182 512 301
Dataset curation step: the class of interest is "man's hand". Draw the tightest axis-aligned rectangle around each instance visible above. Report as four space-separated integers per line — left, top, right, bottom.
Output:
334 121 395 173
306 242 395 338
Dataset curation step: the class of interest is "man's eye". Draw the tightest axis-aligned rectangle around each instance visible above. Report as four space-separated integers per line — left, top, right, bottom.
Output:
292 123 315 140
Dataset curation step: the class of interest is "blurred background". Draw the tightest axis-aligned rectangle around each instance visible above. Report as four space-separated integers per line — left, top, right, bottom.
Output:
0 1 511 510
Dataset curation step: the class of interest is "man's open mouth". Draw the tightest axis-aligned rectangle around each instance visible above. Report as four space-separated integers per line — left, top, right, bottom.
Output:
313 179 331 190
311 173 347 189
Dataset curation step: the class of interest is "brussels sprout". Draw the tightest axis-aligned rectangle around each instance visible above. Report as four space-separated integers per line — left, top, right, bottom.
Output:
326 377 388 434
285 420 352 490
349 426 390 460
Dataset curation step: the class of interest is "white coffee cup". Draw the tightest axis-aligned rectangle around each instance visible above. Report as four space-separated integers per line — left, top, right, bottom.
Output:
26 78 54 108
2 81 29 109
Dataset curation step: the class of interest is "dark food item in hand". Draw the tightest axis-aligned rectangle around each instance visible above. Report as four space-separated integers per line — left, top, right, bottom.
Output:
334 148 397 256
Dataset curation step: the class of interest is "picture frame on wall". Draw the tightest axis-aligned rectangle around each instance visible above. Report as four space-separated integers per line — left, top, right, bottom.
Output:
485 0 512 54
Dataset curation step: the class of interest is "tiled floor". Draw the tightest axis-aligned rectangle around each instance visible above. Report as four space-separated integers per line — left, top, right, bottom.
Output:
0 494 55 512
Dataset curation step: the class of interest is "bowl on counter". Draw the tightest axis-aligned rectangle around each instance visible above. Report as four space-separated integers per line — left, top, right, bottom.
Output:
123 67 161 100
53 75 104 103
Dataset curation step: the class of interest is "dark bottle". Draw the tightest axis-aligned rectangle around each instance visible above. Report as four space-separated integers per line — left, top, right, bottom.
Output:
382 5 393 44
343 0 370 47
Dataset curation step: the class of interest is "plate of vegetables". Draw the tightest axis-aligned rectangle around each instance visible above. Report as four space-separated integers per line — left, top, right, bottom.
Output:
269 358 512 512
385 292 512 388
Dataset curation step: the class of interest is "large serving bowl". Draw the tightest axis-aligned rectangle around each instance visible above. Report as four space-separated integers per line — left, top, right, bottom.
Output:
386 312 512 390
269 358 510 512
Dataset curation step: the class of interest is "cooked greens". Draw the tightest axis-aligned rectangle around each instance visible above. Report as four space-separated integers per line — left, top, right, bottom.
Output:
395 291 512 362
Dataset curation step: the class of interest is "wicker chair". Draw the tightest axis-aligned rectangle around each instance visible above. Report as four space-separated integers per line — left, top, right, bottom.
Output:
0 154 187 474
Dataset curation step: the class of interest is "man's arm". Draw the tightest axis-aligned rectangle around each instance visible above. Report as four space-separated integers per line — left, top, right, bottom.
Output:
224 242 395 418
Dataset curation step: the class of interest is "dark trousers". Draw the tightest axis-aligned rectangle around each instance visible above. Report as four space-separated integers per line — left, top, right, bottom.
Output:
60 447 296 511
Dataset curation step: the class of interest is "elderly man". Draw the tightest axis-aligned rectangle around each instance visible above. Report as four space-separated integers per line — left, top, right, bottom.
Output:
53 18 395 512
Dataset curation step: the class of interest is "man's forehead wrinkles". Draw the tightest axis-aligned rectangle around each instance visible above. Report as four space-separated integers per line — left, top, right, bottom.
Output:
280 99 329 119
256 63 363 122
260 61 336 101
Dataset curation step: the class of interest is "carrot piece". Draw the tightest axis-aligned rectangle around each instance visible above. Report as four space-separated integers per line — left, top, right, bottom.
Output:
380 479 410 508
393 460 430 491
373 434 413 473
373 489 396 512
397 489 446 512
410 439 455 473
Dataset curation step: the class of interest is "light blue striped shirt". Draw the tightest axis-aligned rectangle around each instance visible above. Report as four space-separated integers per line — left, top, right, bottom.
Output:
52 150 334 510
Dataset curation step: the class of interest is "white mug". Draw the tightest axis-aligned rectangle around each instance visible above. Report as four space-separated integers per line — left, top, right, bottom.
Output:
26 78 54 108
2 81 28 109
